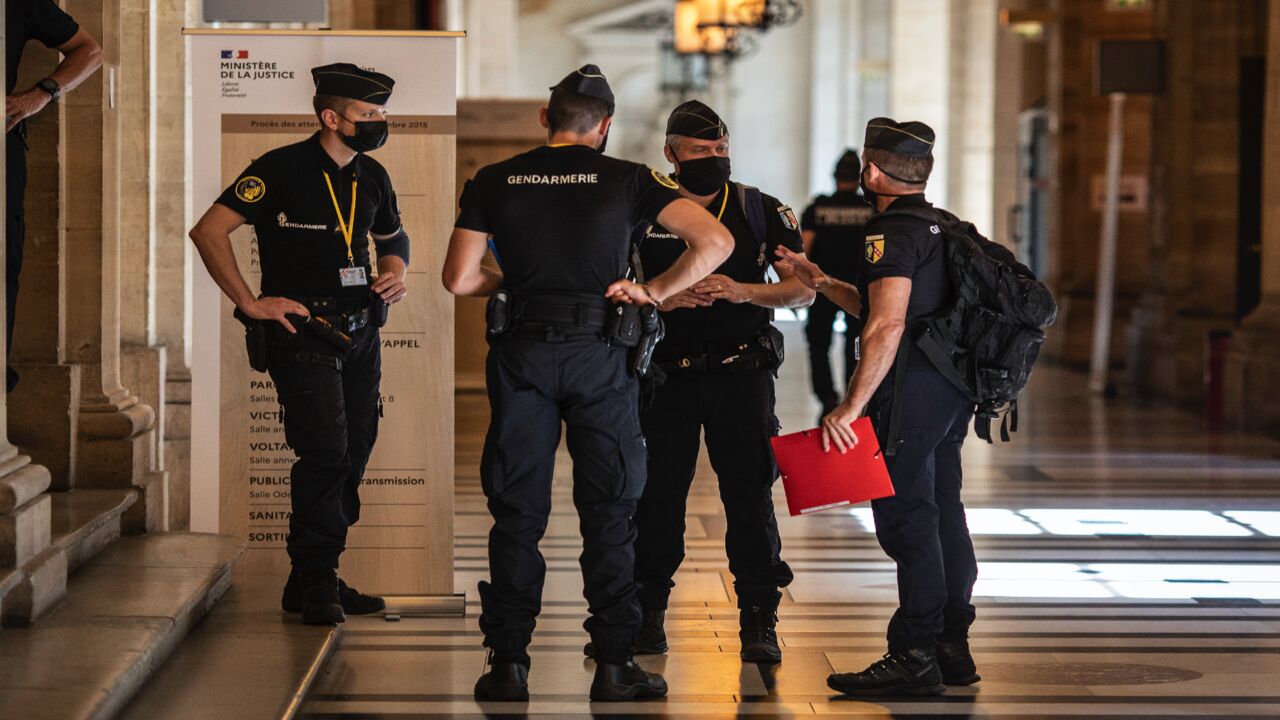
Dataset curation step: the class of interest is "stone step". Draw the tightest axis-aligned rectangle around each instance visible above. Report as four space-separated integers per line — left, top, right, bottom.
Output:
0 533 244 720
50 489 138 573
120 567 341 720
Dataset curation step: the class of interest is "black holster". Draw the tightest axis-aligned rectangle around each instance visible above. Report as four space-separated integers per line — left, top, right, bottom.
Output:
486 290 512 341
369 292 390 328
233 308 270 373
606 303 642 348
629 304 664 377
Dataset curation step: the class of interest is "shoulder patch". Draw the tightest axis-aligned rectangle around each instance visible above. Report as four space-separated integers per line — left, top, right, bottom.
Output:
778 205 798 231
650 168 679 190
235 176 266 203
865 234 885 264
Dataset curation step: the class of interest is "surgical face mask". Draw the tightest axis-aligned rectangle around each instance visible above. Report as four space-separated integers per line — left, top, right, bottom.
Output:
338 115 389 153
675 154 731 196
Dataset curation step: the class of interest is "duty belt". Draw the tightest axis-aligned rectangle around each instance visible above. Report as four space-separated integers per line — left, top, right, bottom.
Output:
299 297 371 334
513 293 612 330
656 336 776 374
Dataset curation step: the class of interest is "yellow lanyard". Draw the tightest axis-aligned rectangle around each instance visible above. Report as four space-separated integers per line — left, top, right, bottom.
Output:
322 171 358 266
714 183 729 221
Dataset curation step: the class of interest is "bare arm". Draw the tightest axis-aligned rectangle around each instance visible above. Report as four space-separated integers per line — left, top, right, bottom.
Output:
691 264 815 310
774 246 861 315
372 252 408 304
188 203 308 331
801 229 816 256
6 29 104 132
821 277 910 452
442 228 503 297
607 198 733 305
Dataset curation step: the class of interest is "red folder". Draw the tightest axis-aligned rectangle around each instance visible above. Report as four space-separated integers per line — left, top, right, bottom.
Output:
770 417 895 516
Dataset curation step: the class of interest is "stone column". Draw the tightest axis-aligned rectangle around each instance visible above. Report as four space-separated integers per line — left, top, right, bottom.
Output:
1 0 65 625
63 0 159 529
889 0 952 206
5 41 81 489
152 0 194 530
442 0 518 98
1226 0 1280 434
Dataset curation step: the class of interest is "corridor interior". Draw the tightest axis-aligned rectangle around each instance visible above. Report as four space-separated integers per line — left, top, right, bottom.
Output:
287 322 1280 718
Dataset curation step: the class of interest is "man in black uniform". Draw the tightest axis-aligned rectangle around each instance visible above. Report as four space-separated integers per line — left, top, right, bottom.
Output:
189 63 410 626
443 66 732 702
626 100 813 664
777 118 979 696
800 149 872 421
6 0 103 391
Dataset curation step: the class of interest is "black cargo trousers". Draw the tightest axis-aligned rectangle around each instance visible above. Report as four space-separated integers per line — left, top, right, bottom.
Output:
634 355 794 613
868 366 977 654
478 331 646 667
267 323 382 572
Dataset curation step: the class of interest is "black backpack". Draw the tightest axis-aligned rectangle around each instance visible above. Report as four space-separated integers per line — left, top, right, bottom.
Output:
879 206 1057 452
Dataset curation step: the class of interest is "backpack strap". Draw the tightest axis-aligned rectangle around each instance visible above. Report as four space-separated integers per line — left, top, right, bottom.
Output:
884 330 914 457
735 182 768 267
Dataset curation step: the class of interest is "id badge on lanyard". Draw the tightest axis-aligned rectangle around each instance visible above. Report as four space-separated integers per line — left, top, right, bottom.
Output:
324 170 368 286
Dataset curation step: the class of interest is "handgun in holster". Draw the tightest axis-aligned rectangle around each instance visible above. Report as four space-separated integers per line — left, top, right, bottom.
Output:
486 290 512 341
629 304 665 377
233 307 269 373
295 314 354 352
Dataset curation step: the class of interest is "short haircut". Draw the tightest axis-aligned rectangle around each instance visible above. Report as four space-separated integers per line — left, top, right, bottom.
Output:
547 87 614 134
863 147 933 186
312 94 354 121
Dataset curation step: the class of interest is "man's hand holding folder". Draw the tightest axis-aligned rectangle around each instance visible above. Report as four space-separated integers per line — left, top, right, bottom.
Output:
770 415 894 516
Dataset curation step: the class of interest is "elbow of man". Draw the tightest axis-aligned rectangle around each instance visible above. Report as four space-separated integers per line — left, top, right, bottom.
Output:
870 318 906 346
441 266 468 296
708 225 735 262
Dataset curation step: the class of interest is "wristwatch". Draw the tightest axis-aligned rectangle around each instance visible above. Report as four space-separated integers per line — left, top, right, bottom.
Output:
36 78 61 102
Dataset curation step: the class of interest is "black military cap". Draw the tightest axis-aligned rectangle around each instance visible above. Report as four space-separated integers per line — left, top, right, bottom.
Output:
665 100 728 140
864 117 935 158
834 148 861 181
550 64 615 105
311 62 395 104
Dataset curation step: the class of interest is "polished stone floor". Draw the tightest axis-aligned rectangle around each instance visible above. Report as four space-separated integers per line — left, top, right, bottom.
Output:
302 323 1280 718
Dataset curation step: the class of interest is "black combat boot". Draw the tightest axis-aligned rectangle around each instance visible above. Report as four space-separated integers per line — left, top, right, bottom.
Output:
589 660 668 702
827 648 946 696
298 568 345 626
282 571 386 615
583 609 668 658
739 605 782 664
474 654 530 701
935 637 981 685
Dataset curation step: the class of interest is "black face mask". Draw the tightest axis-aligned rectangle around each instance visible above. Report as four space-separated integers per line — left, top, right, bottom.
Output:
676 155 731 196
597 130 610 155
339 116 389 153
860 164 915 211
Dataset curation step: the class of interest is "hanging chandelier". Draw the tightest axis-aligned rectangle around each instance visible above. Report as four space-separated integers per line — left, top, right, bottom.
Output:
673 0 804 58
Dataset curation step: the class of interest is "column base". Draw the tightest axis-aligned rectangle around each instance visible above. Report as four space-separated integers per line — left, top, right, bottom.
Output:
7 363 83 490
1126 297 1234 407
1225 296 1280 434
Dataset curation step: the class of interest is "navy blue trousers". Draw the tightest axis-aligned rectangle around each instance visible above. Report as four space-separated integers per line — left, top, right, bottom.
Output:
869 367 977 653
478 334 646 667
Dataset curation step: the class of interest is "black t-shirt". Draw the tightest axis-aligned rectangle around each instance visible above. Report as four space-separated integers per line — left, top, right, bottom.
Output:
857 194 952 369
455 145 681 296
215 133 401 303
637 183 803 345
5 0 79 95
801 189 873 283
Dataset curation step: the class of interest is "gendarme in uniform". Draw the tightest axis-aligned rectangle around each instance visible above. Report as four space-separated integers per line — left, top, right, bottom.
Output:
801 149 873 416
214 63 405 623
453 66 682 679
632 100 800 663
